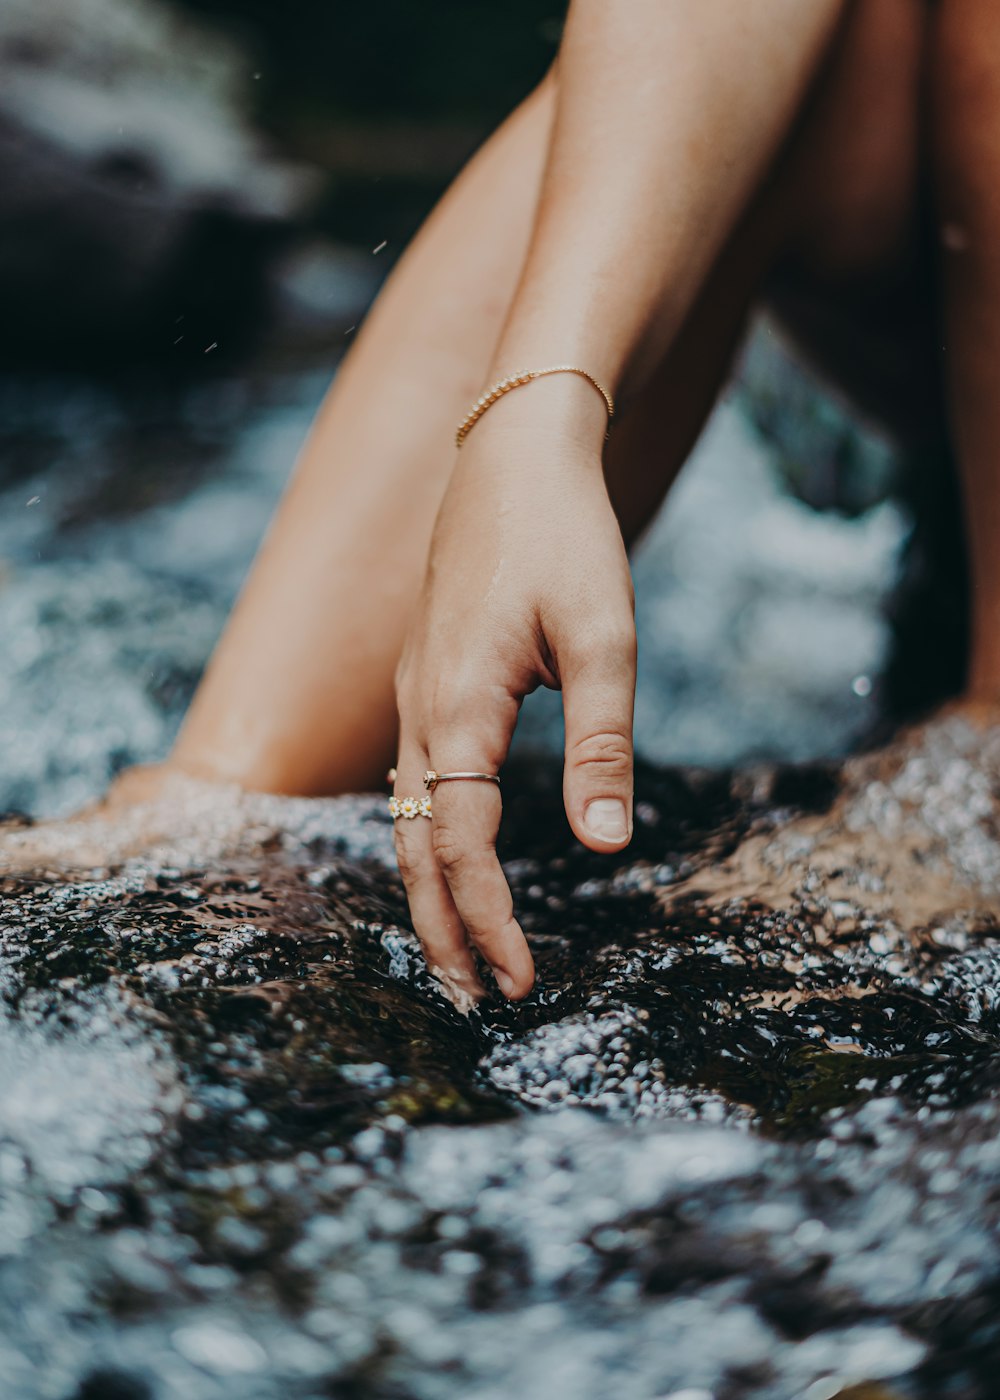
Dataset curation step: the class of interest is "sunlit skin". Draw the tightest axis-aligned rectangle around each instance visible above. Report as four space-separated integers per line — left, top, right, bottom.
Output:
122 0 1000 1000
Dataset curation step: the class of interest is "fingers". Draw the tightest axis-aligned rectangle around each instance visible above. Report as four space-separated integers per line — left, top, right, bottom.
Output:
393 707 535 1001
395 608 634 999
393 725 535 1001
561 621 637 853
428 763 535 1000
392 741 485 1003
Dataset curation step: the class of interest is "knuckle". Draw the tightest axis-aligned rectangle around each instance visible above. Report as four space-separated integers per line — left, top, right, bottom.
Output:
393 833 425 884
429 739 506 783
394 647 416 697
427 712 510 772
428 675 491 730
429 700 478 740
394 674 419 717
467 911 516 951
573 623 636 671
568 730 633 780
431 823 473 877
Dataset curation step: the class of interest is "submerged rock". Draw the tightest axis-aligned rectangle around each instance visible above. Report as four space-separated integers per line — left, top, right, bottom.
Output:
2 710 1000 1398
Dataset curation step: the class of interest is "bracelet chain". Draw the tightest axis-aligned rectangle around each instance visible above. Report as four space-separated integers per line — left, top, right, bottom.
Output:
455 366 615 448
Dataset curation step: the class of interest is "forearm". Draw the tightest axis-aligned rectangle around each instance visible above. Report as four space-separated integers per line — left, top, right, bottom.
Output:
491 0 846 409
391 2 857 996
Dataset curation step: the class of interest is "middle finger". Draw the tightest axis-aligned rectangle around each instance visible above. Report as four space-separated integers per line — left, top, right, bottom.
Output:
425 754 535 1000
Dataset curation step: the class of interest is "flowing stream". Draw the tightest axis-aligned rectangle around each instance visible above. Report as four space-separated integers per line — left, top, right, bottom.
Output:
1 366 997 1400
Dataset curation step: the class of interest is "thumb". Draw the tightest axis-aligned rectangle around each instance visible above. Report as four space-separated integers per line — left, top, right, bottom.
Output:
560 624 637 852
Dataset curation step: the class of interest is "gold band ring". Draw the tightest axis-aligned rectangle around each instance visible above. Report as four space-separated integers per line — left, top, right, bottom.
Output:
423 770 500 792
388 795 432 820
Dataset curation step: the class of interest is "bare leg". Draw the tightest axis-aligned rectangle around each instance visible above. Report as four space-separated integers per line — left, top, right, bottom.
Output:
610 0 926 543
931 0 1000 700
171 78 558 795
163 0 926 799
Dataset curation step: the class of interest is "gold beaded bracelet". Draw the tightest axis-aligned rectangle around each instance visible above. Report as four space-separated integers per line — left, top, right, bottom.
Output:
455 366 615 449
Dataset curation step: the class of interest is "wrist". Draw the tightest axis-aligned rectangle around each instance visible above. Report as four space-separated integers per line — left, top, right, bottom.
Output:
460 365 611 455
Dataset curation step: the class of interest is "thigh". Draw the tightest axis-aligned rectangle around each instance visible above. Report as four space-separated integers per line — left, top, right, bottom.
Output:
606 0 934 544
777 0 929 277
765 0 939 443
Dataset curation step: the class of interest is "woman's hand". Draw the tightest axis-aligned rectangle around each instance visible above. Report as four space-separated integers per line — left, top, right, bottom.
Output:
392 378 636 1001
390 0 847 1001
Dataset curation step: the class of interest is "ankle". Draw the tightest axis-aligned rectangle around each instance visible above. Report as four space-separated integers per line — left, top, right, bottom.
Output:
939 693 1000 729
97 761 202 814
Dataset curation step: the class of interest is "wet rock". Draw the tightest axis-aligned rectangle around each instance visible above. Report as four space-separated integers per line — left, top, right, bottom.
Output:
2 713 1000 1397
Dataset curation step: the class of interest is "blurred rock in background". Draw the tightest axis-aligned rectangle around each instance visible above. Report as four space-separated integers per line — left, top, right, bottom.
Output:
0 0 320 366
0 0 563 370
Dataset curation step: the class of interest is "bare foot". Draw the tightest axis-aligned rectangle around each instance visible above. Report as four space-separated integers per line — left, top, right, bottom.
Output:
79 763 181 818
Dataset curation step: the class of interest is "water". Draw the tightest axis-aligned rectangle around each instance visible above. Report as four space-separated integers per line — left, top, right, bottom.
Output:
2 363 998 1399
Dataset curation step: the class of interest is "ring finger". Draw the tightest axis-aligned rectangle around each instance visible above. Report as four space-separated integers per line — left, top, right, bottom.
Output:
392 737 485 1002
